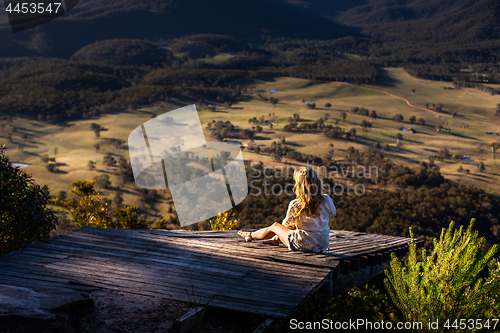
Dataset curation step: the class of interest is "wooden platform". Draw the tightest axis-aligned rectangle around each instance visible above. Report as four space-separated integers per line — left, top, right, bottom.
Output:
0 227 419 319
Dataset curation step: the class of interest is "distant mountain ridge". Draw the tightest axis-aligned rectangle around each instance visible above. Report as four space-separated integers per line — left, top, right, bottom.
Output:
0 0 359 58
1 0 500 77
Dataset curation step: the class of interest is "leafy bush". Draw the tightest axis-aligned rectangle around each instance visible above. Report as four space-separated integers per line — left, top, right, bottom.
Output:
51 179 152 229
0 145 58 255
113 205 151 229
208 211 239 231
385 220 500 331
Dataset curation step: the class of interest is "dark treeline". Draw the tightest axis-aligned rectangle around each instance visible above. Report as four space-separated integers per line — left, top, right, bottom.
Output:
453 81 500 96
0 36 378 120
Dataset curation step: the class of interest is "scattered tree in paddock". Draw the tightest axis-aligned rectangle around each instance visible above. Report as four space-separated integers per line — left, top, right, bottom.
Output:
325 103 332 109
393 114 404 122
395 133 403 145
409 116 416 123
341 112 347 122
87 160 96 170
491 141 500 160
478 162 486 173
418 118 426 125
94 174 111 189
103 154 117 169
90 123 103 138
360 119 372 131
269 97 278 107
113 192 124 207
45 163 57 173
40 155 49 163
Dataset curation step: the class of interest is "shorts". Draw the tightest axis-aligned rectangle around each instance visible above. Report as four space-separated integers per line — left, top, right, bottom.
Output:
287 233 314 253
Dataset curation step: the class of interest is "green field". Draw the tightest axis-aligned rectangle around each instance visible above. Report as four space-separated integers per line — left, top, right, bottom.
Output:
2 68 500 230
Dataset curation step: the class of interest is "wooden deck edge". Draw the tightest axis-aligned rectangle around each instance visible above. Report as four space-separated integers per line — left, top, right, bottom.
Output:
175 307 205 333
252 318 276 333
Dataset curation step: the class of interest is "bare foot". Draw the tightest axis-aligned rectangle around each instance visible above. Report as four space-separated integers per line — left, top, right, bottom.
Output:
238 230 253 242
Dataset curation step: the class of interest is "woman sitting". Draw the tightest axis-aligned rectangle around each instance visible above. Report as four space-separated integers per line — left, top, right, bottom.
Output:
238 166 336 253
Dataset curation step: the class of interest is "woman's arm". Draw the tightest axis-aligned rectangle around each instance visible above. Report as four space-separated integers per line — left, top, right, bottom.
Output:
282 200 299 228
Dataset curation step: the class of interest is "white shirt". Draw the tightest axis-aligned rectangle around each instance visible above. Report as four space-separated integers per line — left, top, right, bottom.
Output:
282 194 336 252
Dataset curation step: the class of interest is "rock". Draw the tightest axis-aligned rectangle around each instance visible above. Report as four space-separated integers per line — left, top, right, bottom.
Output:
0 284 94 333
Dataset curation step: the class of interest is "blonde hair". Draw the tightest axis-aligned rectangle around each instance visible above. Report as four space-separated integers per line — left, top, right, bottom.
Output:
292 166 324 218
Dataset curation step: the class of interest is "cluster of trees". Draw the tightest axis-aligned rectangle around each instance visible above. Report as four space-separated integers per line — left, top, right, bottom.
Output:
341 147 444 188
323 125 358 140
283 118 326 132
454 81 500 96
206 120 236 141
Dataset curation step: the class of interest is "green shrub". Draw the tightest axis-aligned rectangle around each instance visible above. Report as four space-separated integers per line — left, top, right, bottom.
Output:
0 145 58 255
51 179 152 229
113 205 151 229
208 211 239 231
452 154 460 159
51 180 113 228
385 219 500 331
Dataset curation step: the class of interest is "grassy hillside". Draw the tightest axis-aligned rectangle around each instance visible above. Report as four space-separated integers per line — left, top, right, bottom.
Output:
2 68 499 234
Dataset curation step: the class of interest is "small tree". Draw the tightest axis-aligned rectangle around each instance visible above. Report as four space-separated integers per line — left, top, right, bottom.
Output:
478 162 486 173
94 143 100 151
103 154 117 169
208 211 239 231
90 123 102 138
40 154 50 163
113 205 151 229
271 151 282 162
51 180 112 228
270 97 278 107
392 114 404 122
46 163 58 173
385 220 500 330
490 141 500 160
395 133 403 145
409 116 416 123
418 118 426 125
94 174 111 189
87 160 96 170
341 112 347 122
1 145 58 255
325 103 332 109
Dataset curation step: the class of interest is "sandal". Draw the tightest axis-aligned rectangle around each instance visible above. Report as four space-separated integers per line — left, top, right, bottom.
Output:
238 230 253 242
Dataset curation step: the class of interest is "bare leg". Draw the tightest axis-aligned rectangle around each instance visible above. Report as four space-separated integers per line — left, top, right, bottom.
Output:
263 235 280 246
250 223 291 248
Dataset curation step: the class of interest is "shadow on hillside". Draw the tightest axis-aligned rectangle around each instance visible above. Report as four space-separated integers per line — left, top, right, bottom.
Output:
447 132 479 140
284 141 305 147
376 68 403 87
